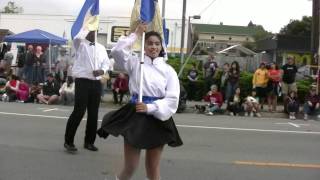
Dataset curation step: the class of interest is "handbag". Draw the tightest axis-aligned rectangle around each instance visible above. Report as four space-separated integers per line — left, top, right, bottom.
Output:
100 72 110 84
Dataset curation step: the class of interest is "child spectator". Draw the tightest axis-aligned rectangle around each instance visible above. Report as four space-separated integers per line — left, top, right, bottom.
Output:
286 91 299 120
59 76 75 105
244 89 261 117
16 78 29 102
227 87 243 116
24 81 41 103
203 84 223 115
303 86 320 120
267 62 281 112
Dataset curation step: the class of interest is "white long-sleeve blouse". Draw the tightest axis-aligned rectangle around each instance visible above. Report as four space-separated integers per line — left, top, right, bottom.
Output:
111 33 180 121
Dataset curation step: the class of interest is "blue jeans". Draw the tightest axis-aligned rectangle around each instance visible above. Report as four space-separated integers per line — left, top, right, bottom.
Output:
209 104 220 113
24 66 33 84
303 103 320 115
226 82 239 102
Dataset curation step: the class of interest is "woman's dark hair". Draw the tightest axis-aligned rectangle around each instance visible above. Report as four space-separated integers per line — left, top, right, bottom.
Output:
66 76 74 87
11 74 19 80
32 81 39 86
270 62 279 70
223 63 230 67
230 61 240 72
145 31 165 57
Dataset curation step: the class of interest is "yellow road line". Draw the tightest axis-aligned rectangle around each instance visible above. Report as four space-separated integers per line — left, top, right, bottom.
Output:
234 161 320 169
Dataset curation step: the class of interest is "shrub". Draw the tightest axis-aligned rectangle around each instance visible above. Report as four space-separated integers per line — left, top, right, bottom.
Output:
296 78 313 103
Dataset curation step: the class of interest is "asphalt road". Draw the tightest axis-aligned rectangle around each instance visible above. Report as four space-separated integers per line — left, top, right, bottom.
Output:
0 102 320 180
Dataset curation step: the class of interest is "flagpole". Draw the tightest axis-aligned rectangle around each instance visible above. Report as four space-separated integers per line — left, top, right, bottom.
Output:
139 32 146 103
94 30 97 72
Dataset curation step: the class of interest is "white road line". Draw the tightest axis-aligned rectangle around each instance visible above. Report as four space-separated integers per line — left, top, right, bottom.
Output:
276 122 310 128
1 111 320 135
43 108 58 112
288 122 300 128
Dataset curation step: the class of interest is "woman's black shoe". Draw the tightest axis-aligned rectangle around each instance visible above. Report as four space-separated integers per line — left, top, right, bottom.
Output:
64 143 78 152
84 144 98 151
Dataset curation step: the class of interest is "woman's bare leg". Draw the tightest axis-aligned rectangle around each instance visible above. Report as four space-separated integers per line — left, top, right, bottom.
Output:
145 146 164 180
118 143 141 180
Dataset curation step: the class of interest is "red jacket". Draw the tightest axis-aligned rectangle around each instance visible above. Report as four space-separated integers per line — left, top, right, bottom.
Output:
113 77 129 92
203 92 223 107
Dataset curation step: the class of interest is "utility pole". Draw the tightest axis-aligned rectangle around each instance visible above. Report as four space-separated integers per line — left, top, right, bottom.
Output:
180 0 187 68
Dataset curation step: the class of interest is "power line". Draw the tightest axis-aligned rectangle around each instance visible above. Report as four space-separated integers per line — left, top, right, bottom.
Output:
198 0 218 15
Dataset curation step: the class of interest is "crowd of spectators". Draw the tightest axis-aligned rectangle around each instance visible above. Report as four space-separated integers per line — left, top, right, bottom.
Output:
192 55 320 120
0 44 75 105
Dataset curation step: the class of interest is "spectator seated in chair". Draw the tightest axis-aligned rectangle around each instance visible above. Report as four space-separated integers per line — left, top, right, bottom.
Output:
112 72 128 105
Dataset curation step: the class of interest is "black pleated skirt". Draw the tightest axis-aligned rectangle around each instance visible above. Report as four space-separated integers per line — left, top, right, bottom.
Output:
97 103 183 149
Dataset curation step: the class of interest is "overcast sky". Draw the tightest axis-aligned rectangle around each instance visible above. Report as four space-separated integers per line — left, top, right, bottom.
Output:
0 0 313 33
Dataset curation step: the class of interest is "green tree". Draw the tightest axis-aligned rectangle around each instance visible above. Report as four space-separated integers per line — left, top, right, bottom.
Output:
1 1 23 14
280 16 312 36
243 22 272 51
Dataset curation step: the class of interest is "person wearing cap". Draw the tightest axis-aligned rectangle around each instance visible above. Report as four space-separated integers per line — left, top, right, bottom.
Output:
63 29 110 152
37 73 60 104
303 85 320 120
252 62 269 109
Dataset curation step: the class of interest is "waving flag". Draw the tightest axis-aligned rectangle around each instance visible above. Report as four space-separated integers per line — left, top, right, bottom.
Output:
71 0 99 39
130 0 167 53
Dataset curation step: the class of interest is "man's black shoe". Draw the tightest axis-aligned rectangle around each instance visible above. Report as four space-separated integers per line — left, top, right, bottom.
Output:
64 143 78 152
84 144 98 151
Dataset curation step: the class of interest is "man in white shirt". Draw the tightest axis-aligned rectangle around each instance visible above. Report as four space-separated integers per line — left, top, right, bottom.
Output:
64 30 110 152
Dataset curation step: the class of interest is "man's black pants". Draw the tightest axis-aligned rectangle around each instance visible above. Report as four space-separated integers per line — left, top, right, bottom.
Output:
64 78 101 145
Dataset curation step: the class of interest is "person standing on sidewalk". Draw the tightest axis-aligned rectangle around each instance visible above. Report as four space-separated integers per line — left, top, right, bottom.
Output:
252 62 269 110
267 62 281 112
203 55 217 92
186 63 198 101
24 45 34 84
64 29 110 152
281 57 298 112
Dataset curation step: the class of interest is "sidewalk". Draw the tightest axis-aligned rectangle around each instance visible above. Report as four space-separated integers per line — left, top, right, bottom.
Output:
100 92 292 119
184 100 289 119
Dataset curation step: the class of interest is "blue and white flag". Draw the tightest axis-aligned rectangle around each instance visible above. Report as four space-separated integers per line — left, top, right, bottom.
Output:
130 0 167 55
71 0 99 40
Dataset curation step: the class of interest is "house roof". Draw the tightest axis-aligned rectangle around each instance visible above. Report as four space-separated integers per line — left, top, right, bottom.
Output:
193 23 261 36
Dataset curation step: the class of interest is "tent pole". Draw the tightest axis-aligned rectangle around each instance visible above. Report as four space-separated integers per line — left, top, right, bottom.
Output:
49 41 52 73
